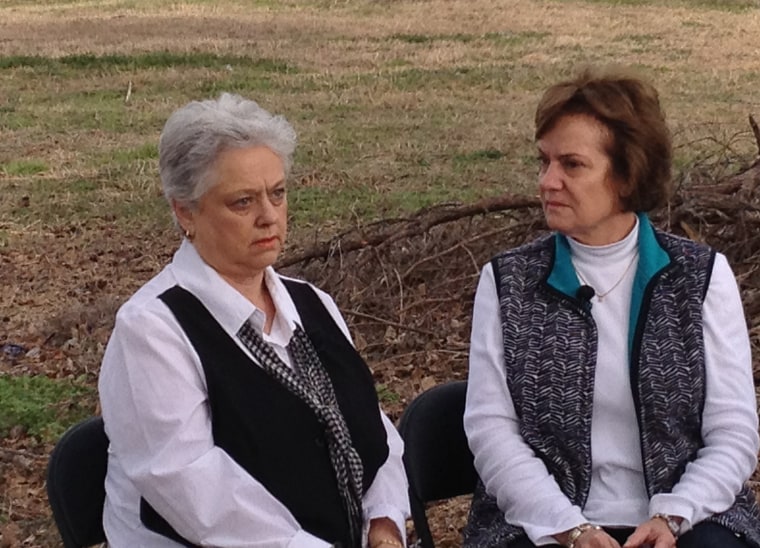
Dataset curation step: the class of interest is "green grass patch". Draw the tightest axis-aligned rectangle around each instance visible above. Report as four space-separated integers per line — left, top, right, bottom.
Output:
0 107 43 131
577 0 757 10
2 159 48 176
0 375 95 441
483 30 552 46
69 178 99 193
453 148 504 166
0 52 295 73
376 383 401 404
290 185 381 225
1 173 167 229
390 33 438 44
116 195 171 225
384 58 414 69
388 66 490 92
195 73 278 95
1 94 145 134
110 142 159 164
380 63 543 94
2 0 291 8
1 0 84 5
290 180 490 227
389 30 549 46
384 185 486 213
617 33 661 46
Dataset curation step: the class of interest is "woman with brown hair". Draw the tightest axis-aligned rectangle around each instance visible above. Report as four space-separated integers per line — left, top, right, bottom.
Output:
463 68 760 548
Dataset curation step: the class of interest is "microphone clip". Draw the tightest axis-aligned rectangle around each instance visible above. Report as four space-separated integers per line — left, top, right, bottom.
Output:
576 285 595 308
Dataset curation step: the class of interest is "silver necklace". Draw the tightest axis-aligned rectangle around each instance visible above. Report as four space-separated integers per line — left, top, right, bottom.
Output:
574 250 639 302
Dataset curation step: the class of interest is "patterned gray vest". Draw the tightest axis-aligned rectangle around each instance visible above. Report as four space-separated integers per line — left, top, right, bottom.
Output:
464 218 760 548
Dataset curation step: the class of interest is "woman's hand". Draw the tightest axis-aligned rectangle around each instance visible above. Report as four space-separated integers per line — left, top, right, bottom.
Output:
367 517 404 548
555 526 621 548
622 517 677 548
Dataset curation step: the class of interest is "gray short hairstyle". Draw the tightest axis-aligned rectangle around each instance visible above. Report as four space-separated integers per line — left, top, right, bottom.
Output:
158 93 297 207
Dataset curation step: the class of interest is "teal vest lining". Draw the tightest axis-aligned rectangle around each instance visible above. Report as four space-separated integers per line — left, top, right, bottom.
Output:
545 212 671 356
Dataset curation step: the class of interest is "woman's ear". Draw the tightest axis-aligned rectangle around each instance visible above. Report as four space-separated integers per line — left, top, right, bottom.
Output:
172 199 195 236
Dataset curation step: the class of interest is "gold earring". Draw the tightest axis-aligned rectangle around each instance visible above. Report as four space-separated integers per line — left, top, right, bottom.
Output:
185 228 194 240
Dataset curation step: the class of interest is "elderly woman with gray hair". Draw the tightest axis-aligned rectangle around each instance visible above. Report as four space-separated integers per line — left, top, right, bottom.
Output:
98 93 409 548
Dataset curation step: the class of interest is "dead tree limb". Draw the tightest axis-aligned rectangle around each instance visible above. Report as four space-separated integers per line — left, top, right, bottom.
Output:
750 114 760 157
277 193 540 267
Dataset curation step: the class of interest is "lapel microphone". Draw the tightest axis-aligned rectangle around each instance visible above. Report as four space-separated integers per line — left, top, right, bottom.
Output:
577 285 596 303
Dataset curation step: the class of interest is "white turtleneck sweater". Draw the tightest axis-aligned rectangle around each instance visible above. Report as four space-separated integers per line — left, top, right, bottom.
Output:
464 219 759 544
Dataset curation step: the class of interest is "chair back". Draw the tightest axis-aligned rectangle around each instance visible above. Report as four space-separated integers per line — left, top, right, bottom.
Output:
46 416 108 548
397 381 477 548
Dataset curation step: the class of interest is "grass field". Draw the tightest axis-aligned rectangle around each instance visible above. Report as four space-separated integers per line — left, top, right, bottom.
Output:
1 0 760 545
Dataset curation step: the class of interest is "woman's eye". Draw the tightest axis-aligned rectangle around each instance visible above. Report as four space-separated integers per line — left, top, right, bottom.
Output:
233 197 252 208
271 188 287 201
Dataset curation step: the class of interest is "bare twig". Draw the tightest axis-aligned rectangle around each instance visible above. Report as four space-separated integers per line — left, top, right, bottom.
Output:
750 114 760 157
342 309 440 338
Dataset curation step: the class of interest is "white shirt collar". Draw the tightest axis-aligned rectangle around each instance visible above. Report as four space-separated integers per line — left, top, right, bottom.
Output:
169 240 300 343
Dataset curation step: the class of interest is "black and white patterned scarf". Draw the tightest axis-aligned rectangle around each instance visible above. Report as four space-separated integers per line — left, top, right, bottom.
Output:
237 321 364 545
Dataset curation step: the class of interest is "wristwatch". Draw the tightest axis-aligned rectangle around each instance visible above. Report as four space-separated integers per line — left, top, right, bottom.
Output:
566 523 602 548
652 513 681 537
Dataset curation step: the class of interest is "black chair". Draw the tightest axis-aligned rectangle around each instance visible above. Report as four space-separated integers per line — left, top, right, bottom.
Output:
397 381 477 548
46 416 109 548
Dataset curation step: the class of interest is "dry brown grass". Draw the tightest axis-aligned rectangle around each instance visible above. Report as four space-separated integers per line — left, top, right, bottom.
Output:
3 0 759 208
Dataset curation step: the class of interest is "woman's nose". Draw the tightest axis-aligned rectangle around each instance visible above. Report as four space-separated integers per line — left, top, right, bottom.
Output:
538 162 562 191
256 199 278 225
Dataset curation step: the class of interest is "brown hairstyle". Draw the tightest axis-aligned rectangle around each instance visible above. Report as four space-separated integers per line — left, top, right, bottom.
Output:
534 67 672 212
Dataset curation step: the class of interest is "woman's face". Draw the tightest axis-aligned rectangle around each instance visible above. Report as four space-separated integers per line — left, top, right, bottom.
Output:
175 145 287 284
537 113 635 245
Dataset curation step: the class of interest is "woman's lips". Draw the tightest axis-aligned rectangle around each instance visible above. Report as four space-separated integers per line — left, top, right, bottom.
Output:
543 200 566 209
252 237 278 248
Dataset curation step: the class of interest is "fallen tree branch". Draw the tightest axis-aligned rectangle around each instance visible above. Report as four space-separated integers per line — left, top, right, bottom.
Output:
277 193 540 267
750 114 760 157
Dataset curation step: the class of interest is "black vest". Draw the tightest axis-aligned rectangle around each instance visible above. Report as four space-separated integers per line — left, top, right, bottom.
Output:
140 279 389 547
